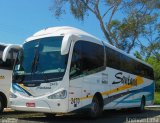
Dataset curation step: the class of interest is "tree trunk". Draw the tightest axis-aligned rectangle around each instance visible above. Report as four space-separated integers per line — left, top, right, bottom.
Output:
97 15 113 45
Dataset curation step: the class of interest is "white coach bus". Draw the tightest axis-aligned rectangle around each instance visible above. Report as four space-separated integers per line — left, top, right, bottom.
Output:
4 26 154 117
0 43 18 113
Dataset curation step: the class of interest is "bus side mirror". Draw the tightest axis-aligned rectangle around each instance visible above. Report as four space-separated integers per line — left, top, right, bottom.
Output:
61 34 78 55
2 44 22 62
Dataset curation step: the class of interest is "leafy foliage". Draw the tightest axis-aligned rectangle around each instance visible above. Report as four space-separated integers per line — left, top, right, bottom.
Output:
134 51 143 60
51 0 160 54
155 92 160 103
146 56 160 81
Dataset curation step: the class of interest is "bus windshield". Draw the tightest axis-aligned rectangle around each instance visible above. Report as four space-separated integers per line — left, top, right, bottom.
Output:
13 36 68 83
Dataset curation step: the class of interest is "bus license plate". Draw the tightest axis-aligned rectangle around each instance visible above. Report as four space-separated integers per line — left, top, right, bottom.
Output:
26 102 35 107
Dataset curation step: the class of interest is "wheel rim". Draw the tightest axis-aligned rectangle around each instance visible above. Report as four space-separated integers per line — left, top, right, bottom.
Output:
91 98 99 114
141 100 144 111
0 101 2 110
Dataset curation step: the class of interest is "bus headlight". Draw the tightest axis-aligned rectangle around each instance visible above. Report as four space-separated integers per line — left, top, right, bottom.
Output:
10 92 17 98
48 90 67 99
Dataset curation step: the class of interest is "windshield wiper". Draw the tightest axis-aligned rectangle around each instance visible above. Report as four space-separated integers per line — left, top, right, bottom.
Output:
42 71 49 83
48 77 63 81
31 45 39 73
31 54 38 73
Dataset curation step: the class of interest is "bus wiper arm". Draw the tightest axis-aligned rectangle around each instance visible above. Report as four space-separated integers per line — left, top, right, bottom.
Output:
48 77 63 81
31 48 39 73
42 71 49 83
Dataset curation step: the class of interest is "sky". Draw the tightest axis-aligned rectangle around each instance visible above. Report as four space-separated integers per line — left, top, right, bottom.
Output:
0 0 104 45
0 0 149 56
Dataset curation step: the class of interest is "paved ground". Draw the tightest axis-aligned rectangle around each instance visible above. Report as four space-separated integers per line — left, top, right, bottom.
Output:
0 108 160 123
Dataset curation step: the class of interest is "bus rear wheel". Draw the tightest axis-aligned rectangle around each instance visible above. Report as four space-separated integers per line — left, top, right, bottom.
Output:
89 96 103 118
137 97 145 112
44 113 56 118
0 97 4 113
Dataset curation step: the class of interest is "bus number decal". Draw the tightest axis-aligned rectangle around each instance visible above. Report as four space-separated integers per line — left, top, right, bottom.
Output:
71 98 80 107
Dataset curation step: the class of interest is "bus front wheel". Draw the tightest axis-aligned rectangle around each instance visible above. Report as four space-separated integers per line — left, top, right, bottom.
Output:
89 95 103 118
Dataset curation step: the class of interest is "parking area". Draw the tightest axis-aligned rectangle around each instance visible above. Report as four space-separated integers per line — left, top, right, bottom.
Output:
0 108 160 123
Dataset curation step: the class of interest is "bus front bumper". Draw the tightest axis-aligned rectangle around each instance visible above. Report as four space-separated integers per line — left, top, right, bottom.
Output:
9 98 68 113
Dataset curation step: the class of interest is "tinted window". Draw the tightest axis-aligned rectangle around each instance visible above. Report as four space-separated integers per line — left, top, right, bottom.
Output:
81 41 104 72
70 41 104 79
69 41 82 78
105 46 154 80
106 47 120 69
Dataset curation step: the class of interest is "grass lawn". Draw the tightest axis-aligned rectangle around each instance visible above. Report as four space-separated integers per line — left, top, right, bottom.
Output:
154 92 160 105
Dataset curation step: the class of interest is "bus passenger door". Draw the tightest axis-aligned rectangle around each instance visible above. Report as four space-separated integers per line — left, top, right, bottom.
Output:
69 79 82 111
68 40 83 111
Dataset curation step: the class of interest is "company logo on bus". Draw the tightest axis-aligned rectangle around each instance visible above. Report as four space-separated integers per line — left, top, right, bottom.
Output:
0 75 5 80
112 72 141 86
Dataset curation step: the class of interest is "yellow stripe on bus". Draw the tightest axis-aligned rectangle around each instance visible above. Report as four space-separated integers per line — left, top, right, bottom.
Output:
18 84 33 95
80 76 144 101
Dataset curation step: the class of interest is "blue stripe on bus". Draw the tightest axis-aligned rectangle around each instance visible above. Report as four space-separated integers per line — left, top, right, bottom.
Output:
113 82 154 105
12 83 32 96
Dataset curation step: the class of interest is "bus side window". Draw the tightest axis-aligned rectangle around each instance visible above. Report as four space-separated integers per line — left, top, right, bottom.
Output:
5 50 13 70
81 41 104 73
0 45 5 65
11 50 18 67
70 42 82 79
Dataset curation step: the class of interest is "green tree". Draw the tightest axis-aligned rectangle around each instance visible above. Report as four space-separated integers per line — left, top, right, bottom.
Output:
146 56 160 81
51 0 160 53
146 56 160 91
109 14 157 53
140 41 160 61
137 15 160 62
134 51 143 60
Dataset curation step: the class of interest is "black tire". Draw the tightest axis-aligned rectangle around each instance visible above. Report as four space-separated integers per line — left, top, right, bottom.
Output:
89 96 103 118
44 113 56 118
137 97 145 112
0 96 4 113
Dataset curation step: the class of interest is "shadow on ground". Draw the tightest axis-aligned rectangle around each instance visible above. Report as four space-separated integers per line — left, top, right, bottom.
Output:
1 109 159 123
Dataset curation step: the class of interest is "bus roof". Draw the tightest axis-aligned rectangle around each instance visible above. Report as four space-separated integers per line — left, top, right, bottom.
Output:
26 26 152 68
26 26 101 43
0 42 8 47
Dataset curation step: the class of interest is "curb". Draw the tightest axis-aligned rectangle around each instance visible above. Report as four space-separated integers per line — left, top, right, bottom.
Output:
146 105 160 108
